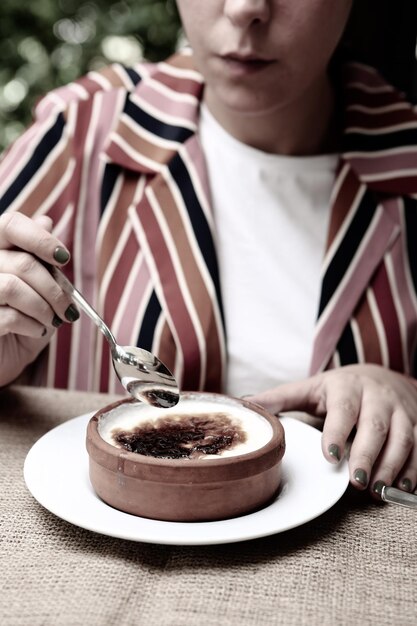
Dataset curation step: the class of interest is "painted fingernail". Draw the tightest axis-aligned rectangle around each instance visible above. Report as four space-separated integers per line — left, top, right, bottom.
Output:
328 444 341 462
354 468 368 487
400 478 412 492
64 304 80 322
372 480 386 497
52 314 63 328
53 246 70 264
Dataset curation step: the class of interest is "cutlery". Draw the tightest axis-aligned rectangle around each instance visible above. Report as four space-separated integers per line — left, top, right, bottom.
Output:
51 266 180 409
381 485 417 510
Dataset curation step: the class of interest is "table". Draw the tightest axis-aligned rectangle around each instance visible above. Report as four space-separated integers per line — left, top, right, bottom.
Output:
1 385 416 626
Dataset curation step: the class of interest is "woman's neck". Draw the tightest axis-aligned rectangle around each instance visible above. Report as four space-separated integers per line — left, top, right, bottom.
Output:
203 75 340 156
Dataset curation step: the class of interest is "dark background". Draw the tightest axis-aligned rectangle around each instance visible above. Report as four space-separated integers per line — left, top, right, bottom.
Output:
346 0 417 100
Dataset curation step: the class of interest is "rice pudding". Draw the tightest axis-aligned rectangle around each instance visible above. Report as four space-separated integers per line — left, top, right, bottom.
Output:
98 396 273 460
86 392 285 522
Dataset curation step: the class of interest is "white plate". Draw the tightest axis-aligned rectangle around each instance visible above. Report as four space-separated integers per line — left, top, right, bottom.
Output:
24 414 349 545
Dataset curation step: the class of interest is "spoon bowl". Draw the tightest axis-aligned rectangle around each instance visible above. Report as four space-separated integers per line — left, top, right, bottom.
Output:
112 345 181 408
51 267 180 409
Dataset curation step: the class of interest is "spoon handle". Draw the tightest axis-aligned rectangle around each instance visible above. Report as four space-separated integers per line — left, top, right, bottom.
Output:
51 266 118 352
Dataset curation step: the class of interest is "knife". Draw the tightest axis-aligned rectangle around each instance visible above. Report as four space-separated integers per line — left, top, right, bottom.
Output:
381 486 417 510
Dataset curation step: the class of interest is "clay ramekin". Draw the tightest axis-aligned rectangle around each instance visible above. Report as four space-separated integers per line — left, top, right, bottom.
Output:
86 392 285 522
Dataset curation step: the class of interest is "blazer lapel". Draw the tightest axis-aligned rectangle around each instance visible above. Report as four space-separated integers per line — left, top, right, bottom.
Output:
128 137 226 392
311 61 417 373
103 51 203 175
310 163 400 373
102 52 226 391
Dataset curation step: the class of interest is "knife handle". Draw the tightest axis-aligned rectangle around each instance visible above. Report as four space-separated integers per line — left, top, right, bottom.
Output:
381 486 417 510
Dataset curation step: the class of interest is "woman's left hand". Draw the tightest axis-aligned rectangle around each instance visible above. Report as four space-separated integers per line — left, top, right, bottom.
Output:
249 364 417 497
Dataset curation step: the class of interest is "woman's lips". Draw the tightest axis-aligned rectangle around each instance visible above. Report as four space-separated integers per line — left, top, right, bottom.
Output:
219 54 275 76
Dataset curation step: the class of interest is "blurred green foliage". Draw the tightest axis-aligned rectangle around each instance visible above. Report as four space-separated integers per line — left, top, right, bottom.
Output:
0 0 182 151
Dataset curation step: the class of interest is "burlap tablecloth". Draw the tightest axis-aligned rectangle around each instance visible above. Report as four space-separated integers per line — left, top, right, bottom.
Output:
0 385 416 626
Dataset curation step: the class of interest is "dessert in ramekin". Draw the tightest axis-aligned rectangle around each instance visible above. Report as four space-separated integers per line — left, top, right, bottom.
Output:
86 392 285 521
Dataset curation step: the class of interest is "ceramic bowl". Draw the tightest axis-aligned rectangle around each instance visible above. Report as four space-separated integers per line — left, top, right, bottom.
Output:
86 392 285 522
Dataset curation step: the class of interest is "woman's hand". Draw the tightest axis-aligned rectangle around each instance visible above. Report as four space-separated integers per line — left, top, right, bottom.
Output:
0 212 78 386
249 364 417 497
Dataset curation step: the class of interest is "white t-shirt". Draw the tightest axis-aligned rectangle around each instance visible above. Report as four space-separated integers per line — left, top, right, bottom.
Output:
198 105 338 397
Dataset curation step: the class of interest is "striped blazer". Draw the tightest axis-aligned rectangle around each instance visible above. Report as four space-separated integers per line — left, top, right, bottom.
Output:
1 51 417 394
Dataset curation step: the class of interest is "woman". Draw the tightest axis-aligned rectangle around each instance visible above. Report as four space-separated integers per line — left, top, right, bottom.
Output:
1 0 417 497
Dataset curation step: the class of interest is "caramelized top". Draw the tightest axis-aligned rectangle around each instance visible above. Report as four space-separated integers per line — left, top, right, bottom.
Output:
111 412 247 459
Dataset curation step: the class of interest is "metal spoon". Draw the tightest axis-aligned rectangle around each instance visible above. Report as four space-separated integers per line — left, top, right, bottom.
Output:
51 266 180 409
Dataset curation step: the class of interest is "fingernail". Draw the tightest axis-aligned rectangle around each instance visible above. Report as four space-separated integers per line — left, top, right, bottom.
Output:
52 314 63 328
372 480 386 496
53 246 70 264
400 478 412 492
328 443 341 462
64 304 80 322
354 468 368 487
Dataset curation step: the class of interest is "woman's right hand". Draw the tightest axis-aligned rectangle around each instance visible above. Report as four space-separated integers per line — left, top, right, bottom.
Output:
0 212 79 387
